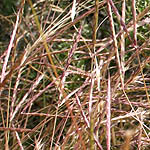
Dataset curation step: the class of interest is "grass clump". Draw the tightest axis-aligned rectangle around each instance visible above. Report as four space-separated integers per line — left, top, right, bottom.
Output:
0 0 150 149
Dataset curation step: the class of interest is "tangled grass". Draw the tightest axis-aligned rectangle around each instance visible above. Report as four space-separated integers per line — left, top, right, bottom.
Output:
1 0 150 149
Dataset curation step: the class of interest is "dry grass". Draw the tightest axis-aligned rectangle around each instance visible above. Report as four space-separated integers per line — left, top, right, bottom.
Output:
0 0 150 149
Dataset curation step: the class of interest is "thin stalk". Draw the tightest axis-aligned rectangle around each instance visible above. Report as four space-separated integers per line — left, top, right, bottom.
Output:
120 0 126 85
27 0 58 79
119 0 126 132
106 72 111 150
89 0 99 149
107 0 124 88
132 0 137 46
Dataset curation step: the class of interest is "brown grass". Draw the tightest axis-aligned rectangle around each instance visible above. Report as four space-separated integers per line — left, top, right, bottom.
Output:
0 0 150 149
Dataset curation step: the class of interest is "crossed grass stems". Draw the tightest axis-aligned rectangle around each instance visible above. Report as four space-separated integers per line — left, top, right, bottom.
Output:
0 0 150 149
